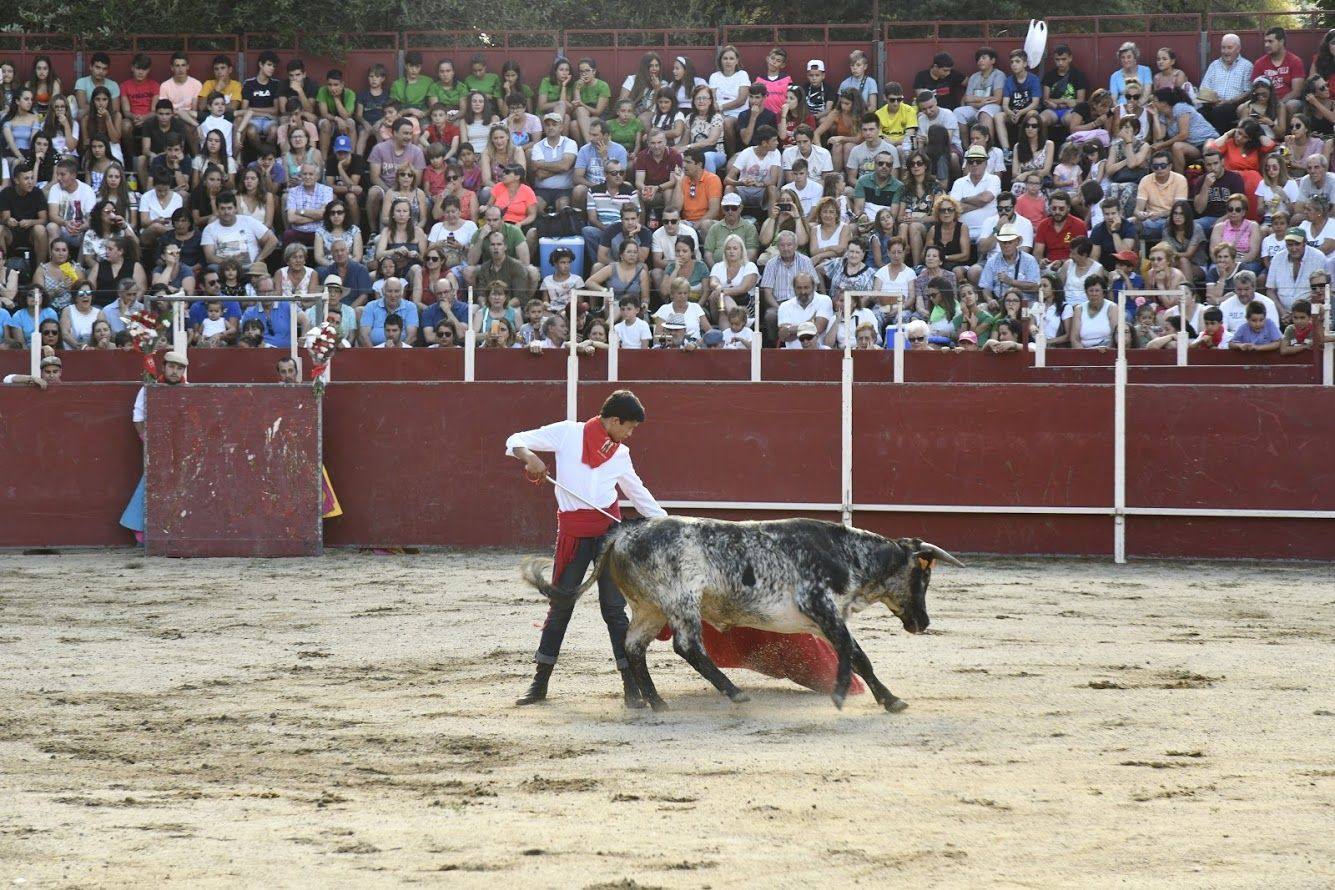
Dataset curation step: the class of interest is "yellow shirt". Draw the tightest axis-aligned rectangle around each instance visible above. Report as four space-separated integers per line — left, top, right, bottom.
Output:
200 78 243 106
875 101 918 142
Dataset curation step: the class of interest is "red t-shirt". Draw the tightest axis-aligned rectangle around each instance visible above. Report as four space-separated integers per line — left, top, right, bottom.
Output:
425 121 460 148
1256 51 1306 98
632 148 682 187
121 77 161 117
1034 215 1088 262
755 74 792 115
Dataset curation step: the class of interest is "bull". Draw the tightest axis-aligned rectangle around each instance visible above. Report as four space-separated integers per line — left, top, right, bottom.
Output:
522 516 963 713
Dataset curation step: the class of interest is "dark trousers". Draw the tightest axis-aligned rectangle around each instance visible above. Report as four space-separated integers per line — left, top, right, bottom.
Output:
536 535 630 670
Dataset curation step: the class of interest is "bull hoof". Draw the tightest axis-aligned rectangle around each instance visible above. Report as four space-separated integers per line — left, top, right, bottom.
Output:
831 693 846 711
648 698 670 713
727 690 750 703
884 697 908 713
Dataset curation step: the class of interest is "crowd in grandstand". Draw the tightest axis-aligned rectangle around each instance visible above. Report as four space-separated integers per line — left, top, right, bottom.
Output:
0 28 1331 361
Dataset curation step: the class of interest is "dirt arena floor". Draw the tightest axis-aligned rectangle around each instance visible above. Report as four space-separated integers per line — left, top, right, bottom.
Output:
0 550 1331 887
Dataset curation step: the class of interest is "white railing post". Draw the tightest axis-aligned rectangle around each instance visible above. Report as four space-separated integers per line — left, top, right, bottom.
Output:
893 310 904 383
1031 301 1047 368
1113 289 1127 565
1322 288 1333 387
463 286 476 382
840 291 853 527
1176 290 1191 367
171 296 187 355
288 299 299 370
606 290 618 382
28 298 39 377
750 297 761 382
566 292 578 421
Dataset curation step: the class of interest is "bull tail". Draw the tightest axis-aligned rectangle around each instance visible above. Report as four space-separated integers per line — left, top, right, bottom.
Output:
521 536 617 607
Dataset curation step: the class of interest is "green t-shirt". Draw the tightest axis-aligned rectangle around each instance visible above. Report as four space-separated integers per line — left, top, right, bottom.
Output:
464 73 502 103
579 79 611 108
391 76 438 111
316 85 357 117
606 116 644 154
703 219 759 258
469 221 525 257
952 307 996 345
436 81 468 110
537 77 569 105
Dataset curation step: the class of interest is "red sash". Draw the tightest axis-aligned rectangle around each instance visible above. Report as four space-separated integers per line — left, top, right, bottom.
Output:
551 504 621 582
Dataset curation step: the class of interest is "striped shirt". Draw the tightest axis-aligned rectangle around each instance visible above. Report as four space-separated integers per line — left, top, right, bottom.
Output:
1200 57 1254 103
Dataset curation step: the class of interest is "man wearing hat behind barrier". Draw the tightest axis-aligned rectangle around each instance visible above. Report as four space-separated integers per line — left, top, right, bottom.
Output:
119 350 189 543
3 355 62 388
978 223 1040 307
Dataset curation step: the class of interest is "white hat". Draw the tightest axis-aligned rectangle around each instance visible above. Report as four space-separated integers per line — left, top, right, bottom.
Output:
807 59 825 71
323 274 344 289
995 224 1021 242
542 111 563 123
796 321 819 337
163 350 189 367
721 192 742 207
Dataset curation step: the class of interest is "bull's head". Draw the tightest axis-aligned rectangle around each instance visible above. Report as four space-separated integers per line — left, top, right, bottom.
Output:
876 538 965 634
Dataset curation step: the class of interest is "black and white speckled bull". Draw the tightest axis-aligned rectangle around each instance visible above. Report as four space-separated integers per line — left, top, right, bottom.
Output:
522 516 963 713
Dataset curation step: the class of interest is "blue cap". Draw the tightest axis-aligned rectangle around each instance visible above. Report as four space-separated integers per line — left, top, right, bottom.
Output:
333 135 353 153
702 330 724 346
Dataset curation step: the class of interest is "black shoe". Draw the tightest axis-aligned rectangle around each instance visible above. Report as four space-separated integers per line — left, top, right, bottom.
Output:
516 663 553 706
620 667 646 709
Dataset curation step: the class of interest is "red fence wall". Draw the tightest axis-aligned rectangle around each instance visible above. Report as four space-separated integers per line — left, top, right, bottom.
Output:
4 380 1331 558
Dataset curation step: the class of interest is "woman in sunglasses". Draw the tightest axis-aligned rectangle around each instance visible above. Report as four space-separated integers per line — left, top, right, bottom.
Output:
314 199 363 268
1208 193 1262 273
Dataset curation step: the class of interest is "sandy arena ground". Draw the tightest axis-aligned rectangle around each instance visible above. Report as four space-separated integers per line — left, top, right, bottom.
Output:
0 550 1331 887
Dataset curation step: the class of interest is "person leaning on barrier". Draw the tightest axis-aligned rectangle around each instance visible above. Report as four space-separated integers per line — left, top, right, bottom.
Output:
3 354 61 388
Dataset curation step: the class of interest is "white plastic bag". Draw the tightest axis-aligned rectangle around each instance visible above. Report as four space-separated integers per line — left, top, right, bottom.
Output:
1025 20 1048 71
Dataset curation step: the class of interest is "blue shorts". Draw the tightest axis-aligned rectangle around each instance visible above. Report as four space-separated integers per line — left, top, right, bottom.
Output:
1051 107 1070 122
251 115 277 135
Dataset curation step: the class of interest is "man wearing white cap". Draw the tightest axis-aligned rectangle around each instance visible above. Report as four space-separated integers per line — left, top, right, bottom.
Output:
978 224 1040 305
802 60 832 117
531 112 578 211
120 350 189 541
950 145 1001 240
3 355 62 388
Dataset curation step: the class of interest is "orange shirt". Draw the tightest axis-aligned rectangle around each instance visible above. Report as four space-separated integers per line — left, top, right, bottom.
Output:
493 182 538 224
681 170 722 222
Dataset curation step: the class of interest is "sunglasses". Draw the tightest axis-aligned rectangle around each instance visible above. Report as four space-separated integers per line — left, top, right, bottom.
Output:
427 254 443 261
446 174 460 180
967 158 985 165
908 335 926 342
663 217 680 223
909 159 926 167
939 207 956 213
1228 205 1246 212
886 96 901 103
875 160 893 167
330 207 345 213
1125 92 1142 100
798 334 815 341
1152 162 1169 170
1024 122 1039 128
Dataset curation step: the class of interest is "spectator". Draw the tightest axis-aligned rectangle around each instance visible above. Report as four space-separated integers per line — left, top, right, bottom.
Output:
1268 227 1327 313
708 232 759 316
949 145 1000 240
0 163 50 263
1228 299 1283 351
1069 275 1118 348
774 271 833 347
201 191 278 268
979 224 1040 305
873 82 916 149
844 113 899 186
1152 87 1219 172
1219 270 1279 332
283 163 333 247
1036 273 1071 346
467 229 536 297
822 239 877 316
359 276 419 346
1279 299 1318 354
1257 27 1306 113
999 50 1041 151
586 239 648 308
1134 150 1187 242
1199 34 1254 131
1110 42 1153 106
1033 191 1088 264
572 119 629 210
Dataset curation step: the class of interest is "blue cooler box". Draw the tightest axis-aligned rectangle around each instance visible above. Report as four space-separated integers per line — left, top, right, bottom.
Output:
539 236 585 279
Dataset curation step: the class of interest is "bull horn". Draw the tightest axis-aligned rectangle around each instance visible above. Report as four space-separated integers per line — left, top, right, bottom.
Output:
919 542 966 568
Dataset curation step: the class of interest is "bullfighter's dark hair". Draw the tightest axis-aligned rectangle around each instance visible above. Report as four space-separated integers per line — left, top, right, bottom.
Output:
600 390 646 423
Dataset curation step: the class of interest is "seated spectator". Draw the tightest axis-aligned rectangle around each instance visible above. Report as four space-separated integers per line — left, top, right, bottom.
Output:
202 191 277 269
319 238 373 308
467 229 537 297
774 271 833 348
1279 299 1318 354
374 198 427 299
1228 299 1283 351
373 313 411 348
677 148 722 236
283 163 334 247
652 276 711 340
540 247 585 312
1069 275 1119 348
633 129 682 214
978 224 1040 305
613 297 652 348
1134 151 1188 242
1219 270 1279 332
359 276 419 346
325 134 367 223
572 119 629 210
420 275 468 345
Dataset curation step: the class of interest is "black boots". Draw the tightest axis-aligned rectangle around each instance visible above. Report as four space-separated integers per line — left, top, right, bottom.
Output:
621 667 646 709
515 663 553 706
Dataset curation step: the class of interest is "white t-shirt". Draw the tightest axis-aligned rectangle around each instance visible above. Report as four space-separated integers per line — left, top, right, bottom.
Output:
541 272 584 310
979 213 1035 249
872 263 915 295
652 302 708 338
46 181 98 230
428 219 478 249
1301 217 1335 252
721 325 754 348
787 178 824 217
614 317 652 348
201 215 270 264
709 260 759 300
200 114 235 156
1218 293 1280 332
531 136 578 190
730 146 782 185
373 341 413 348
140 189 184 225
949 172 1002 240
917 108 961 149
709 70 752 118
776 293 836 333
652 223 699 259
781 144 834 179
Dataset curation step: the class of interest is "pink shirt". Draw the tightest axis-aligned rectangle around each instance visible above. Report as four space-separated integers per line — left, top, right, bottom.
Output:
1216 217 1253 253
159 76 203 114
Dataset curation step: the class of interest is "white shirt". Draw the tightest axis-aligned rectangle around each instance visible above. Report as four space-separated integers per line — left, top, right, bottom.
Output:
917 107 961 149
373 341 413 348
652 302 708 338
652 223 699 259
202 215 270 263
776 293 836 332
504 419 666 517
200 114 235 156
46 180 98 229
787 178 824 217
979 213 1034 249
709 70 752 118
428 219 478 249
949 172 1001 240
541 272 584 310
1218 292 1279 332
721 325 754 348
614 317 652 348
730 146 782 184
532 136 578 189
781 144 834 178
872 263 915 295
132 386 148 423
140 188 184 225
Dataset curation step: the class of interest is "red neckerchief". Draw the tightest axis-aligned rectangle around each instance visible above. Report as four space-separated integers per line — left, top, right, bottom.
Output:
1293 322 1313 344
581 416 619 468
